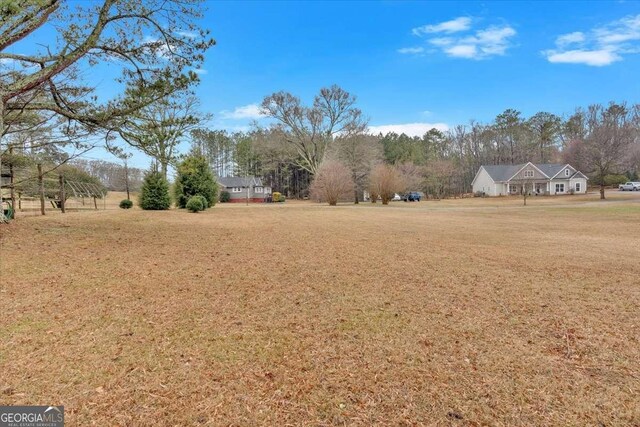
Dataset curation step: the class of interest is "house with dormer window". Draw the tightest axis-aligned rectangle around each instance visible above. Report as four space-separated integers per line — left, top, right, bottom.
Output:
471 163 588 196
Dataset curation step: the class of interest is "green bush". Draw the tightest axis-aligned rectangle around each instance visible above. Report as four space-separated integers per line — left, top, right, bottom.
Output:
278 194 286 203
119 199 133 209
139 171 171 210
173 155 218 208
186 195 205 212
219 191 230 203
195 195 207 209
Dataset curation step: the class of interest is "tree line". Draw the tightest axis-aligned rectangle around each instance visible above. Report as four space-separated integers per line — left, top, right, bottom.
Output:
188 87 640 203
3 2 639 218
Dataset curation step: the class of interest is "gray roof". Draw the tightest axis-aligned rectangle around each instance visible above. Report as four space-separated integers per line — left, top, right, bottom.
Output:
535 163 566 178
482 164 526 182
481 163 582 182
218 176 264 188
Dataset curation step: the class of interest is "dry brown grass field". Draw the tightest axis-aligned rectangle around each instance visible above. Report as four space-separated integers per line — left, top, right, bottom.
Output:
1 191 639 426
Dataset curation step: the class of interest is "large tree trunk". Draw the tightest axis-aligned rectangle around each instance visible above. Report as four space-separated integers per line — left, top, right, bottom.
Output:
600 184 605 200
354 188 359 204
161 162 168 180
38 163 45 215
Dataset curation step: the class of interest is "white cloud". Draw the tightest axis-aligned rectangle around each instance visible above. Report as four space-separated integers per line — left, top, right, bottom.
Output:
220 103 265 120
444 44 477 58
177 31 198 39
546 49 621 66
472 26 517 56
412 17 472 36
425 24 516 59
556 31 585 47
397 46 425 54
193 68 208 75
143 36 174 59
368 122 449 137
594 14 640 45
544 14 640 66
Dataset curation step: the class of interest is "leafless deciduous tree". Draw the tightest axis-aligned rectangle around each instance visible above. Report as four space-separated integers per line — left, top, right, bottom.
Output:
329 134 382 203
424 160 457 200
309 160 354 206
396 162 424 192
369 164 405 205
581 103 639 199
261 85 367 175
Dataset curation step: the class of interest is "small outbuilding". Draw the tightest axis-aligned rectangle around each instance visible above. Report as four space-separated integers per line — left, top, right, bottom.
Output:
472 162 588 196
218 176 272 203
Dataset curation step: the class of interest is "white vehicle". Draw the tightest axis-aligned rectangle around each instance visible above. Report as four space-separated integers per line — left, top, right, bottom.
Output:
619 182 640 191
391 193 402 201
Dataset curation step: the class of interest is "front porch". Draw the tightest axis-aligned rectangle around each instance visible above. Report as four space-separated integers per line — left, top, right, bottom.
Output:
507 181 550 196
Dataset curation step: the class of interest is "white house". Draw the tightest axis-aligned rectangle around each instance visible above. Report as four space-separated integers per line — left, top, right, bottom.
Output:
472 163 588 196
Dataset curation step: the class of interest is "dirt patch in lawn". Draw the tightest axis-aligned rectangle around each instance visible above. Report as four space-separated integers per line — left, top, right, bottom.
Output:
1 197 639 426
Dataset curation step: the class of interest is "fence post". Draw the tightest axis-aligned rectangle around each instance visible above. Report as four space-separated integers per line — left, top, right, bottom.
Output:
59 174 66 213
37 163 45 215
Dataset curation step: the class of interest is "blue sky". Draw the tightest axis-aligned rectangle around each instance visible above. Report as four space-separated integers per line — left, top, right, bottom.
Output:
10 1 640 168
198 1 640 137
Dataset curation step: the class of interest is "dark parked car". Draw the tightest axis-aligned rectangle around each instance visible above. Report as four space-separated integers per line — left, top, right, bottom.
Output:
402 191 421 202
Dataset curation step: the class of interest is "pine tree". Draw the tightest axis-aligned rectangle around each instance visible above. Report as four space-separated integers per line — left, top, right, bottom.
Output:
174 155 218 208
139 170 171 210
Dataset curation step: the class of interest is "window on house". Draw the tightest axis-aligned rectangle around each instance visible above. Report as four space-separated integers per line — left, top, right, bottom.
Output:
575 182 581 192
231 187 242 193
555 183 565 193
255 186 263 193
565 169 570 176
524 170 534 178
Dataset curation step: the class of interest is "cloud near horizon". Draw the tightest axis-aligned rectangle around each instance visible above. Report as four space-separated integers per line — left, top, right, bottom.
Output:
399 17 516 60
368 122 449 137
543 14 640 66
220 103 265 120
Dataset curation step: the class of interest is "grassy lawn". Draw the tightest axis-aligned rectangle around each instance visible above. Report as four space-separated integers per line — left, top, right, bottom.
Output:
1 193 639 426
